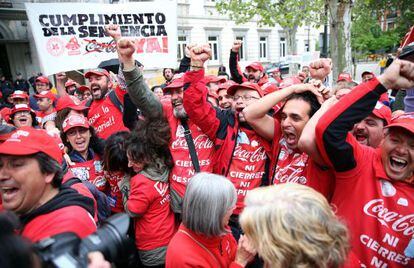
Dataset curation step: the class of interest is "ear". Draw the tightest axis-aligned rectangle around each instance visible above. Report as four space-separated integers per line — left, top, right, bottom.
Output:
44 172 55 184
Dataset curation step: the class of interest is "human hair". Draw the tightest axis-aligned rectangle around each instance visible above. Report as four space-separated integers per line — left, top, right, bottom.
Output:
103 131 131 174
240 184 350 268
150 85 162 92
10 112 38 127
182 172 237 237
0 212 34 268
285 91 321 117
33 152 63 188
163 68 175 77
125 118 173 169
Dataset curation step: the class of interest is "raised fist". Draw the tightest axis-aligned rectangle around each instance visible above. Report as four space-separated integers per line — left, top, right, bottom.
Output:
190 44 212 65
117 38 136 69
105 24 122 41
378 59 414 90
184 44 196 58
309 58 332 80
55 72 67 82
232 40 242 53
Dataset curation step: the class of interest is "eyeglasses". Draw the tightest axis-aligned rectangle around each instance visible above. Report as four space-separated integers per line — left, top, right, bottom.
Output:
66 127 89 137
14 111 31 116
233 95 260 101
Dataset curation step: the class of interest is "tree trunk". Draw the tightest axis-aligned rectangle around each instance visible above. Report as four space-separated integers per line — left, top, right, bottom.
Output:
285 26 298 55
328 0 352 81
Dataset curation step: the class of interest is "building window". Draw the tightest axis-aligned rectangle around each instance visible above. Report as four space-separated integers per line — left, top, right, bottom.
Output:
280 37 286 58
177 35 187 60
235 35 246 61
208 35 220 63
304 40 310 52
259 36 268 60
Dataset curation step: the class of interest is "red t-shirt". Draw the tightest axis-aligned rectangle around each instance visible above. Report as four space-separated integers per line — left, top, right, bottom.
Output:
105 171 125 213
227 127 268 215
329 138 414 267
22 205 96 242
68 154 108 192
166 225 242 268
87 87 129 139
127 174 175 250
163 102 215 197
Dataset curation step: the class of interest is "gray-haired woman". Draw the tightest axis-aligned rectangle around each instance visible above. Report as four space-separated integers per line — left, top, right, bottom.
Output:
166 172 255 268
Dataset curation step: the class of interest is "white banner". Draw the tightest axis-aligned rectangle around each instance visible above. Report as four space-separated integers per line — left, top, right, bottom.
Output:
25 1 177 75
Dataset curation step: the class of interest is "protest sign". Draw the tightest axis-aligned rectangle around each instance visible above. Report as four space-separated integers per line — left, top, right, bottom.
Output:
25 1 177 75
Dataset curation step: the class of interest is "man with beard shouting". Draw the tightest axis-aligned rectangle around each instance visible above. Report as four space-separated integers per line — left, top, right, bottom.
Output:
229 40 277 95
84 68 129 139
116 38 215 216
183 44 271 240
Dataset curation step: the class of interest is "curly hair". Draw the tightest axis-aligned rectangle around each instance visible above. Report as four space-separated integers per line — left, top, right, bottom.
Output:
240 184 350 268
125 117 172 169
103 131 131 174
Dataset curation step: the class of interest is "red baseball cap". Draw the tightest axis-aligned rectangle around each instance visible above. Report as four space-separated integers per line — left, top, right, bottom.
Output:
55 95 88 112
337 73 353 82
0 108 11 123
11 90 29 100
245 62 264 72
34 90 56 101
384 112 414 134
65 80 76 88
163 77 185 93
218 80 237 93
35 76 50 84
62 114 90 133
279 76 302 89
78 85 90 92
10 104 35 116
84 68 110 79
204 75 227 85
372 102 392 125
0 127 63 164
227 82 264 97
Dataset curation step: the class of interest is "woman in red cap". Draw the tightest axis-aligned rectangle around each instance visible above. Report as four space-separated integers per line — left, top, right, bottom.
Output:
60 114 108 193
9 104 38 128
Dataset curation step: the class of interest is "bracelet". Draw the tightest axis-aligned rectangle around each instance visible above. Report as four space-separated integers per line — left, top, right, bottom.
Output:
190 65 204 68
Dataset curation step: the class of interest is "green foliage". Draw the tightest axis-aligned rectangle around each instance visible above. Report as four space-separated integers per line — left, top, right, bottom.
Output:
215 0 325 29
352 0 413 54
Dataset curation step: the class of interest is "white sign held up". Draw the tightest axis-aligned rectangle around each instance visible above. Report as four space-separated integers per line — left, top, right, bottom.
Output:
25 1 177 75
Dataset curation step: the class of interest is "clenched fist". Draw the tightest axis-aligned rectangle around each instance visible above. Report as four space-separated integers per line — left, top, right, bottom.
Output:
117 38 135 69
378 59 414 90
232 40 242 53
190 44 212 68
105 24 122 41
309 58 332 80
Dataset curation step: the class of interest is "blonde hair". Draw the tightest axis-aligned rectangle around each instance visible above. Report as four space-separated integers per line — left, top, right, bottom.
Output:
240 184 350 268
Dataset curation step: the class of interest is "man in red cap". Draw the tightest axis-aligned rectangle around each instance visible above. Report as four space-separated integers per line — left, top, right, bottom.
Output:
315 59 414 267
34 90 57 127
0 127 96 242
10 90 29 105
352 101 392 148
337 72 353 83
361 71 375 83
116 39 215 215
204 75 226 95
84 68 129 139
230 40 277 95
183 44 271 240
217 80 236 110
29 76 53 111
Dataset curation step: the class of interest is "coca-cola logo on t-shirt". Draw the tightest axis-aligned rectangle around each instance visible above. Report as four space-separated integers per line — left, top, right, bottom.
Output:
171 134 214 150
232 145 266 163
363 199 414 236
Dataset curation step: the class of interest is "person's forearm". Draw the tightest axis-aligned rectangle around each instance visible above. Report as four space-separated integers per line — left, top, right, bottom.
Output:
122 66 162 118
243 86 295 121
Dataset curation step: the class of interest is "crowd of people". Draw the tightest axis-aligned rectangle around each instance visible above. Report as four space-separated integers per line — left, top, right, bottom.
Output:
0 23 413 268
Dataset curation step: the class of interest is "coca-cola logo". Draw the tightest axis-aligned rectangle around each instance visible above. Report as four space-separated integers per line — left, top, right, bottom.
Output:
363 199 414 236
232 145 267 163
171 134 214 150
84 39 116 54
273 167 307 184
